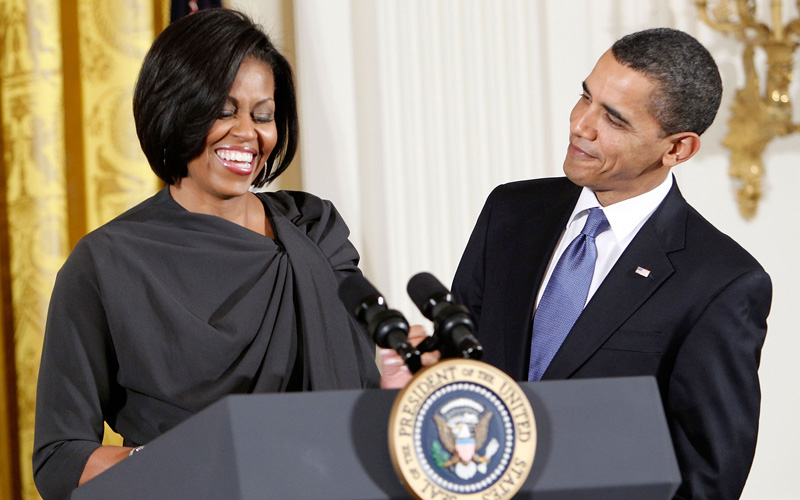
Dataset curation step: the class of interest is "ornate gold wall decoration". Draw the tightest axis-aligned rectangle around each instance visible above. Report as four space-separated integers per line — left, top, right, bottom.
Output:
1 1 167 499
1 2 70 499
697 0 800 219
75 0 160 232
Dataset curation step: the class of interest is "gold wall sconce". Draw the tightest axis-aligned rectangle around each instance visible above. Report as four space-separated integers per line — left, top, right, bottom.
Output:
697 0 800 219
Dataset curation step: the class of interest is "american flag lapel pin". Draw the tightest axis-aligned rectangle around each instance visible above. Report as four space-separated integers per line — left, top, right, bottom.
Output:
635 266 651 278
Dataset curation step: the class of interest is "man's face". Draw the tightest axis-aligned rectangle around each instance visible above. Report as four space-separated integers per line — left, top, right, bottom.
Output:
563 50 675 206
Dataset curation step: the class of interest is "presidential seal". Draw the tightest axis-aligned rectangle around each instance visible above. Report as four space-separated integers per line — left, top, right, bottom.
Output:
388 359 536 500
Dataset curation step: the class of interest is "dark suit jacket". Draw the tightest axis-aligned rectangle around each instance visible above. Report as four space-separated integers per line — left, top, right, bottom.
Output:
452 177 771 500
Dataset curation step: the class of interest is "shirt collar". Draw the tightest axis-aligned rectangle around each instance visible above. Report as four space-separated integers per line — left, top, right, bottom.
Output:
567 174 673 245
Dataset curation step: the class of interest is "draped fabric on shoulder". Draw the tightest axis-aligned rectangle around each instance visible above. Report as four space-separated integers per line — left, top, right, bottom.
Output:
33 188 379 500
262 190 379 390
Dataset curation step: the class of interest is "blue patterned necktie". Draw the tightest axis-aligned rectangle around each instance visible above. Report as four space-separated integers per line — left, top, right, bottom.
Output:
528 207 610 381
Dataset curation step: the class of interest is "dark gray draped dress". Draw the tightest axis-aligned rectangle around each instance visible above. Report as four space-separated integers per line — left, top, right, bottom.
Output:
33 188 380 500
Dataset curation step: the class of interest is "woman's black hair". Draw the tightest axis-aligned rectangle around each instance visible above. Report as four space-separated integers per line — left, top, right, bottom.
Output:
133 9 298 186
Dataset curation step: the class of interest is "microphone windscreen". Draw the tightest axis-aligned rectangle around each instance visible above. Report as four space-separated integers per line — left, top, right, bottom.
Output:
407 272 448 311
339 274 381 316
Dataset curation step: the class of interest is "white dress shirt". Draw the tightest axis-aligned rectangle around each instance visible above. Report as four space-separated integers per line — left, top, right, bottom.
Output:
534 174 674 310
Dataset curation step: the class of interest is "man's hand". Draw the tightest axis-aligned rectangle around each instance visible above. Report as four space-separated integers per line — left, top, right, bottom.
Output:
380 325 441 389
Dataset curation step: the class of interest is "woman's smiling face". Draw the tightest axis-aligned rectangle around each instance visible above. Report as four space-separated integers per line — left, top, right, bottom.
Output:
182 57 279 202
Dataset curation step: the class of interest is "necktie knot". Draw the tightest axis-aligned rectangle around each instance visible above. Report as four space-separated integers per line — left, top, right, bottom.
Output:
581 208 609 238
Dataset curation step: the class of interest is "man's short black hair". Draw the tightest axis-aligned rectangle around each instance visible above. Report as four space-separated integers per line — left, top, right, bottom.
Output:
612 27 722 136
133 8 298 186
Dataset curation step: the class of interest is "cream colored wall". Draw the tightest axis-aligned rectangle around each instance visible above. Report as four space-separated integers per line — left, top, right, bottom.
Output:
234 1 797 498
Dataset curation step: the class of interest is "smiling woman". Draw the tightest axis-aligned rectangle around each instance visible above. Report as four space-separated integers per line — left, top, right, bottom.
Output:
30 9 381 500
171 57 280 235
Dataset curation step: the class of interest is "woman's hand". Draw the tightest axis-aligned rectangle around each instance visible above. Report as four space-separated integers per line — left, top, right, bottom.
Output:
79 445 136 486
380 325 441 389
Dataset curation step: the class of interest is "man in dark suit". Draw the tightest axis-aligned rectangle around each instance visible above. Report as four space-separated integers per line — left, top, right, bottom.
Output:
452 28 771 499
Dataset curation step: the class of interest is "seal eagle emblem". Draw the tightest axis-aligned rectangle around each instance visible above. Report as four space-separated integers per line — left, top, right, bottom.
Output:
432 399 500 479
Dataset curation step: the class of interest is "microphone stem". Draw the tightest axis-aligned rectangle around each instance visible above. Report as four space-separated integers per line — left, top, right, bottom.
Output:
386 330 422 373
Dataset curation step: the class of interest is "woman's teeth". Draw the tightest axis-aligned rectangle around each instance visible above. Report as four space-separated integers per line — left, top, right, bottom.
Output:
217 150 254 163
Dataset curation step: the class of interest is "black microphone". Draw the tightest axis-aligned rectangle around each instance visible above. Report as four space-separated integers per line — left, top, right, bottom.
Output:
407 272 483 360
339 274 422 373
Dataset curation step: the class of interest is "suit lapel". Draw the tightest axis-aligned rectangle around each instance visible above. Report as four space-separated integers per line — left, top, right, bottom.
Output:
542 181 689 380
497 180 580 379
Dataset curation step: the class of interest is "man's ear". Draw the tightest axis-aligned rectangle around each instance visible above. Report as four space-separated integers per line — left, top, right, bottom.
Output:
663 132 701 167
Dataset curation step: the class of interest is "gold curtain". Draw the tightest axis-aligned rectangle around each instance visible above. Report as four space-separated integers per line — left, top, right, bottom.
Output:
0 1 168 499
